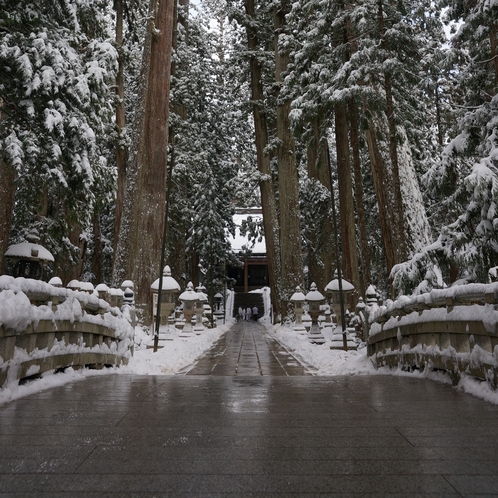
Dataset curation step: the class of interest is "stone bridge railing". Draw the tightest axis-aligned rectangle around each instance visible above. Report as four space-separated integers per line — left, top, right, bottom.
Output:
0 276 134 388
367 283 498 387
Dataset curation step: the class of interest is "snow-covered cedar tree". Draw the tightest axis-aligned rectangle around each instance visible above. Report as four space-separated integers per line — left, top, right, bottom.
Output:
398 0 498 293
166 3 241 299
0 0 118 282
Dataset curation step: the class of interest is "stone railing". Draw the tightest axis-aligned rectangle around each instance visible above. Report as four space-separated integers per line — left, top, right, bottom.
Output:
367 283 498 387
0 276 134 387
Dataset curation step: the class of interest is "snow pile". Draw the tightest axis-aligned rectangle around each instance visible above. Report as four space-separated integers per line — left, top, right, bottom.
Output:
122 322 232 375
269 322 375 376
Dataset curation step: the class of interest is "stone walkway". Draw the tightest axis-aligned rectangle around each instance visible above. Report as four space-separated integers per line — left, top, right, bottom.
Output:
1 322 498 496
186 320 314 376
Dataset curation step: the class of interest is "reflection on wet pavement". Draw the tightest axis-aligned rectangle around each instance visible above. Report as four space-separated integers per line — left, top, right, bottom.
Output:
186 320 314 376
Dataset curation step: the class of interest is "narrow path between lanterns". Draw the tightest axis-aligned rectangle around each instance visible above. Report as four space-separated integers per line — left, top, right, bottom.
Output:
185 320 314 376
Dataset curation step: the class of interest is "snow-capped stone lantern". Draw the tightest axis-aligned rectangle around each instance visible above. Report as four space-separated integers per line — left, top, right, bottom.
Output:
151 266 180 336
4 229 54 281
109 287 124 308
67 280 81 292
214 292 223 312
95 283 110 302
305 282 326 344
48 276 63 288
80 281 94 294
290 286 307 335
193 285 208 333
324 277 355 329
121 280 135 308
178 281 198 338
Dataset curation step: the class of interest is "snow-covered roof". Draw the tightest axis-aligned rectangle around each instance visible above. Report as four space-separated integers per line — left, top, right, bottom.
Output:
5 242 54 262
229 212 266 254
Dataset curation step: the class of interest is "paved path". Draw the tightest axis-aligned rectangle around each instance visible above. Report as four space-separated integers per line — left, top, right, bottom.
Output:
1 325 498 495
186 320 314 376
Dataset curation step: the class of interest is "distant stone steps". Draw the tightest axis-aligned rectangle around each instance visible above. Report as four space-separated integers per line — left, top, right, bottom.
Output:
233 292 264 318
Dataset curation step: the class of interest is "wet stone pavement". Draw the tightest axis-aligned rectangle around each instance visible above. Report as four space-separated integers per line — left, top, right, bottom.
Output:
186 320 314 376
1 322 498 496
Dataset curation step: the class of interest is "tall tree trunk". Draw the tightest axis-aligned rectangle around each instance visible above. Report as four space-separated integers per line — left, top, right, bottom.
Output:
365 122 397 283
92 210 103 284
113 0 127 269
244 0 281 320
334 103 361 297
378 0 407 263
307 117 335 291
166 0 188 286
0 98 15 275
274 2 303 319
348 100 370 296
113 0 175 321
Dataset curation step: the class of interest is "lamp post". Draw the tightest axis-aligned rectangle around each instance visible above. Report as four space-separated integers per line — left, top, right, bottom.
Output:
305 283 326 344
151 266 180 342
179 282 198 338
290 286 307 335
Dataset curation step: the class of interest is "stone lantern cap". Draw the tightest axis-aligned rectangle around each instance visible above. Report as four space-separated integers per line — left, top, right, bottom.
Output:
305 282 325 302
80 281 94 293
5 241 54 262
151 265 181 292
179 282 199 302
195 285 208 302
290 286 306 302
121 280 134 290
324 278 355 293
67 279 81 291
48 276 63 287
95 283 110 293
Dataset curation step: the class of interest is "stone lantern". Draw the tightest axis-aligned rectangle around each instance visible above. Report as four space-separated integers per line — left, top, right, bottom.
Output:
178 281 198 338
4 229 54 280
95 283 110 302
194 285 208 334
290 286 307 335
305 282 325 344
151 266 180 339
67 279 81 292
80 281 94 294
324 277 355 330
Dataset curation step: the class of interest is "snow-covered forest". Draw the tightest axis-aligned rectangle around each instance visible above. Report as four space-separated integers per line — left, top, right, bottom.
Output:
1 0 497 320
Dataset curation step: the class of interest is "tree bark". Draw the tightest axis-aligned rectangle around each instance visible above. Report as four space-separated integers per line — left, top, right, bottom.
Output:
307 117 335 291
334 102 361 297
113 0 127 270
244 0 282 320
378 0 407 263
0 98 15 275
113 0 175 320
365 122 397 281
274 2 303 319
348 100 370 296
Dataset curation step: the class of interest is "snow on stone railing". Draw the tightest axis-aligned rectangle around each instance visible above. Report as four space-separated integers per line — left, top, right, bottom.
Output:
367 283 498 388
0 276 134 388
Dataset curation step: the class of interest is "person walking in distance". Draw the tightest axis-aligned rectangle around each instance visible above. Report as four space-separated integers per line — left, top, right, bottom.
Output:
238 306 243 322
252 305 258 321
246 307 252 321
